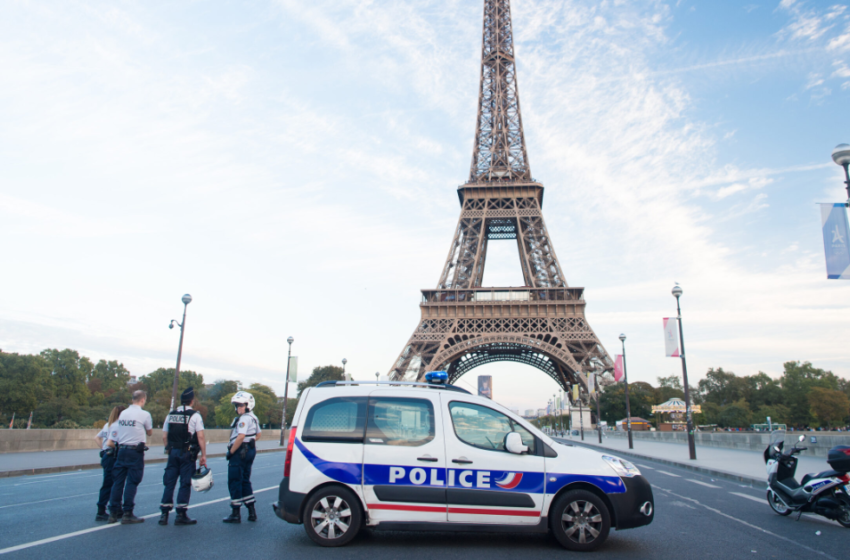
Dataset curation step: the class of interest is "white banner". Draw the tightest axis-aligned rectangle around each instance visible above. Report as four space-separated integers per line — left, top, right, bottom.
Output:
663 317 680 357
288 356 298 382
820 203 850 279
587 372 595 395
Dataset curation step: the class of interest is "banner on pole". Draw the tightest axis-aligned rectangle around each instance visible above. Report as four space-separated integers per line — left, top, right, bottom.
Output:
663 317 680 357
26 411 33 430
288 356 298 382
477 375 492 399
572 384 579 402
614 355 624 382
587 372 595 395
820 203 850 279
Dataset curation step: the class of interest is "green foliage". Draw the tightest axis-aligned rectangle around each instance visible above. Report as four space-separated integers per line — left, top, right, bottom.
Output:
0 351 54 415
40 349 92 406
718 399 752 428
781 361 840 427
808 387 850 429
53 419 80 429
297 365 344 395
138 368 205 397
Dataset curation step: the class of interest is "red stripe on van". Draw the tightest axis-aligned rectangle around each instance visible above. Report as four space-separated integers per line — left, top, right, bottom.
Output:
368 504 446 513
448 507 540 517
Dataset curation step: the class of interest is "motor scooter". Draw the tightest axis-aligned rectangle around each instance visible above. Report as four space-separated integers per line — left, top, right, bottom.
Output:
764 429 850 527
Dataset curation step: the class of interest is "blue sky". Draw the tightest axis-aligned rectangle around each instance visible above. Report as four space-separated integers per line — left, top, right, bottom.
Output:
1 0 848 412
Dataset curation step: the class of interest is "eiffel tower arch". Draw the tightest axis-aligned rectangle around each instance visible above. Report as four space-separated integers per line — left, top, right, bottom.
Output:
389 0 614 399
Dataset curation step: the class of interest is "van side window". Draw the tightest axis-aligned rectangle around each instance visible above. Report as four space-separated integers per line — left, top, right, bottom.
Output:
366 398 434 447
302 397 367 443
449 401 535 453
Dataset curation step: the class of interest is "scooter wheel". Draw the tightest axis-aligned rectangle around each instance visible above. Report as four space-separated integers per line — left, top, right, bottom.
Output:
767 489 792 516
837 507 850 528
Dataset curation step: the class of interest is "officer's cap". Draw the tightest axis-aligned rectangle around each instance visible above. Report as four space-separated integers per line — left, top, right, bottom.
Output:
181 387 195 404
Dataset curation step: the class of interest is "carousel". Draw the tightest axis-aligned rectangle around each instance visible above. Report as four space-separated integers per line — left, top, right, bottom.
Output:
651 398 702 432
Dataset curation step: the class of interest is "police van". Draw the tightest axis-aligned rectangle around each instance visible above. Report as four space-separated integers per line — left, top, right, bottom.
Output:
273 372 654 550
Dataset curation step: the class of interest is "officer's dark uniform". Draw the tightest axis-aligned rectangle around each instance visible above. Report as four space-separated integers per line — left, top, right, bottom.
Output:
159 387 203 526
223 407 260 523
108 403 152 524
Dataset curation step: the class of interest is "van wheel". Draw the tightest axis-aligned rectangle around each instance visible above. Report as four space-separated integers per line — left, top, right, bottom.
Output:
303 486 362 547
550 490 611 551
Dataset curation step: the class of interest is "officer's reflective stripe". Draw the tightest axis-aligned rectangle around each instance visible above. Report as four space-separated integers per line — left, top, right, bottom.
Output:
242 495 255 504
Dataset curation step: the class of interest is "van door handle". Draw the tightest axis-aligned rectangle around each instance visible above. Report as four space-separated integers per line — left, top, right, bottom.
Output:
417 457 439 462
452 458 473 464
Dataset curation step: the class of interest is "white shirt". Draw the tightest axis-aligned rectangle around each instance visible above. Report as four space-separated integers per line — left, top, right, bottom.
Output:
110 404 153 446
98 423 110 450
230 412 261 444
162 406 205 435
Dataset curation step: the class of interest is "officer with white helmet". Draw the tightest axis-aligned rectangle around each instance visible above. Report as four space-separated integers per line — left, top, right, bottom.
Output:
107 390 153 524
223 391 262 523
159 387 207 526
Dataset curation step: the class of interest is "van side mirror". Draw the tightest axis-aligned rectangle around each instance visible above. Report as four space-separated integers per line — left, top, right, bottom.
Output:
505 432 528 454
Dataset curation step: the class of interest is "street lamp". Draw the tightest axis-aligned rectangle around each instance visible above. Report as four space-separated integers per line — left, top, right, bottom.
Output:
832 143 850 203
619 333 633 450
342 358 348 381
279 336 294 445
168 294 192 411
375 372 380 382
594 371 602 444
672 285 697 460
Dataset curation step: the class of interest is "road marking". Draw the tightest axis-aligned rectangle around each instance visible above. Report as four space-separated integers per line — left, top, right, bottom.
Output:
730 492 764 504
635 464 654 470
687 479 720 489
0 485 278 555
656 470 681 477
655 486 837 560
0 492 99 510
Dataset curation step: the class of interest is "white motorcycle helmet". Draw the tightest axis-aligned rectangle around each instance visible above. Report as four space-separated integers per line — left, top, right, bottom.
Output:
231 391 255 412
191 466 214 493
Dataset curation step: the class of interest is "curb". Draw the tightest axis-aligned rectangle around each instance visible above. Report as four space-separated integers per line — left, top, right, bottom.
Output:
560 438 767 489
0 447 286 479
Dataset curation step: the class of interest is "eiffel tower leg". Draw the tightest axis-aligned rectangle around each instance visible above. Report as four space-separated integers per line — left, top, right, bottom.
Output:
388 319 456 381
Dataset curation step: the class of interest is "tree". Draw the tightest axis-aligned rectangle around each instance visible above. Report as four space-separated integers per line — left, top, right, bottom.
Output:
808 388 850 429
139 368 205 399
40 349 92 406
89 360 131 393
656 375 684 403
215 389 275 428
781 361 839 427
698 368 748 407
297 365 344 396
0 351 55 416
719 399 752 428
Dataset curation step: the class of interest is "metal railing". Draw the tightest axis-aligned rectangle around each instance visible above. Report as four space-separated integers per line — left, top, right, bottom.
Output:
421 287 584 304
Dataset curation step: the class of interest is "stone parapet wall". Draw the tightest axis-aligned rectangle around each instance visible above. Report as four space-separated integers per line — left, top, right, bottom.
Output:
605 430 850 458
0 429 281 453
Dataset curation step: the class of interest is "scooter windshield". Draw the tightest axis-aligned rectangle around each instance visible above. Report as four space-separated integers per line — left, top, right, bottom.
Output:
769 429 786 450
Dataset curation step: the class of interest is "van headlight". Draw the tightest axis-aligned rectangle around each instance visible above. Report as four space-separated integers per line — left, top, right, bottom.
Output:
602 455 641 478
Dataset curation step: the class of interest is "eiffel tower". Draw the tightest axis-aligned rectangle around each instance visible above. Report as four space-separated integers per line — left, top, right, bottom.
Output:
388 0 614 397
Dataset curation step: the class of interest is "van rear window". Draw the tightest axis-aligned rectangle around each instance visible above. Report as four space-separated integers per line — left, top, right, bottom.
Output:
302 397 367 443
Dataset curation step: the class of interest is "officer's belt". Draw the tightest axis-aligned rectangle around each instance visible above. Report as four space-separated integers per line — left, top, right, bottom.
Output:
119 444 144 449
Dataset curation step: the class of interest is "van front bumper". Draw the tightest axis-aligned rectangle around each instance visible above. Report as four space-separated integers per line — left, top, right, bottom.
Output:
273 476 306 524
608 474 654 530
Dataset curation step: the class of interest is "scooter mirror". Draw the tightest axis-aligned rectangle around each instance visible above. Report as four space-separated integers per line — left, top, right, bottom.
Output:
773 445 780 453
798 435 805 442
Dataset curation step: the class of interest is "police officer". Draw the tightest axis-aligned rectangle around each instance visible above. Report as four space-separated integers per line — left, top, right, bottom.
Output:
159 387 207 526
223 391 261 523
107 390 153 524
94 405 125 521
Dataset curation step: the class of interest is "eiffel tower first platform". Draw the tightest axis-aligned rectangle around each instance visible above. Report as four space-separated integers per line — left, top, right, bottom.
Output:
388 0 614 395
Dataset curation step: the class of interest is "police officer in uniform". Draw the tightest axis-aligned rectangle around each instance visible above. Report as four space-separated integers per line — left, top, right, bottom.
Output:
107 390 153 524
159 387 207 526
95 405 125 521
223 391 262 523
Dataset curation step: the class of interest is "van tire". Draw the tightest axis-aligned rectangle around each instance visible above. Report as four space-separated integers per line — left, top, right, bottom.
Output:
550 489 611 551
303 486 362 547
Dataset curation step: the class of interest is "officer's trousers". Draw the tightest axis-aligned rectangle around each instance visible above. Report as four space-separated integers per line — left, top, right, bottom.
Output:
161 448 195 512
109 448 144 514
97 453 117 510
227 446 256 508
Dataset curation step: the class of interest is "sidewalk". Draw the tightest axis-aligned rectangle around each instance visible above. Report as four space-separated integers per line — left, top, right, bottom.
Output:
0 440 284 478
560 434 828 488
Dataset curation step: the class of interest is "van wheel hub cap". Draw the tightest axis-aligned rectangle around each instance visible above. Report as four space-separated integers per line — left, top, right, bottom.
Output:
561 500 602 545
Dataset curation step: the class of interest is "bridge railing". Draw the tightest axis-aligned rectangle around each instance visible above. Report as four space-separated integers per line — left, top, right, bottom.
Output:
421 287 584 304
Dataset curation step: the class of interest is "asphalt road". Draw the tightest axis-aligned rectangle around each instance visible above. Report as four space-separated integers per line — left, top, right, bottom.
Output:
0 449 847 559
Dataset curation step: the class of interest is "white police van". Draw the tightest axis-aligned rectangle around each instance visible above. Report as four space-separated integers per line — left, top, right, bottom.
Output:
273 372 654 550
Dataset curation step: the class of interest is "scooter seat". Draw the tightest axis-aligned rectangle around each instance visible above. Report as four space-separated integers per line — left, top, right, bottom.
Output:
801 470 840 485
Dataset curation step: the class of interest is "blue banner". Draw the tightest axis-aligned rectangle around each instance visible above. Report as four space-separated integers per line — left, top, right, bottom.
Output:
820 203 850 280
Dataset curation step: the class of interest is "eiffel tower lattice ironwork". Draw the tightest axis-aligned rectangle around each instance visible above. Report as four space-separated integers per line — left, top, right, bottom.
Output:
388 0 614 396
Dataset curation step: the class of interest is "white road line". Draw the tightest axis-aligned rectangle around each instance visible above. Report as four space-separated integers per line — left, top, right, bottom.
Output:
635 464 654 470
656 470 681 478
0 485 277 555
687 479 721 489
730 491 764 504
655 486 837 560
0 492 99 510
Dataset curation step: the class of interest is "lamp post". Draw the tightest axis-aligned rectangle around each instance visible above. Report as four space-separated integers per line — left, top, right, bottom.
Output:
594 372 602 443
375 372 380 382
342 358 348 381
832 144 850 203
672 285 697 460
579 387 584 441
619 333 633 450
279 336 294 445
168 294 192 411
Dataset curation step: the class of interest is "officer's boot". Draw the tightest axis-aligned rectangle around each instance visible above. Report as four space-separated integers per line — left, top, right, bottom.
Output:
246 503 257 522
175 509 197 525
107 510 121 524
121 510 145 524
96 507 108 522
222 507 241 523
158 509 169 526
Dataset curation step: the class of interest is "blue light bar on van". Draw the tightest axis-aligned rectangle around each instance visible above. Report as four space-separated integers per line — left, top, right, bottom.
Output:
425 371 448 384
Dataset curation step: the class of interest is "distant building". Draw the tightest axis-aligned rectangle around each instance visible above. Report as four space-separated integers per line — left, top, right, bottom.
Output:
524 409 536 418
127 376 138 386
